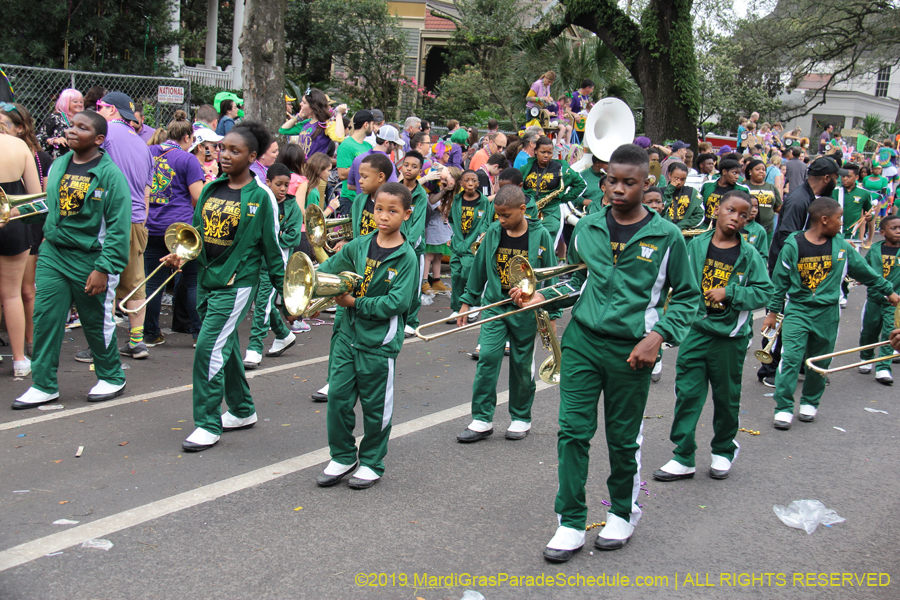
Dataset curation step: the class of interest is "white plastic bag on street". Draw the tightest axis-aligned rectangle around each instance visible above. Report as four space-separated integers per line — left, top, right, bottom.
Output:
82 538 114 551
773 500 845 534
460 591 485 600
420 293 434 306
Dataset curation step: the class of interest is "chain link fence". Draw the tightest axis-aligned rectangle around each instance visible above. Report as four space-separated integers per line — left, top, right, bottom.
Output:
1 63 191 131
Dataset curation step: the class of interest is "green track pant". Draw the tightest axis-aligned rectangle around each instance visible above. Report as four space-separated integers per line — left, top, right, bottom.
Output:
556 321 651 529
470 304 537 423
774 309 838 414
247 268 291 354
192 285 256 435
670 328 746 466
31 243 124 393
860 300 895 374
450 253 474 312
406 248 426 329
326 333 395 476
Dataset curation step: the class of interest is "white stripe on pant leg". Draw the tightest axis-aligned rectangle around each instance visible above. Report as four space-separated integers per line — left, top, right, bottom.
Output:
382 358 395 431
208 287 253 381
103 274 120 348
263 285 277 323
552 213 565 251
418 254 426 285
629 421 645 527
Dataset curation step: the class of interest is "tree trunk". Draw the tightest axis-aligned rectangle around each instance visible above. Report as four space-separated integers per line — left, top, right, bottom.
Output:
239 0 286 136
634 51 698 152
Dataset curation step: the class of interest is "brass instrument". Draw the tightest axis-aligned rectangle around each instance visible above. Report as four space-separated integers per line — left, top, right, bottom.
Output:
681 221 714 238
0 189 49 223
535 308 562 385
805 305 900 375
563 201 585 227
535 182 565 214
648 160 662 186
755 313 784 364
569 98 636 172
305 203 352 254
282 251 362 317
415 255 585 341
119 223 202 313
470 231 487 255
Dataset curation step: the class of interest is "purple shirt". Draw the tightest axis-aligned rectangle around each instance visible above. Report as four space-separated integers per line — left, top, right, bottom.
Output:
401 130 412 154
146 143 206 235
347 149 398 194
298 121 334 158
526 79 551 109
136 125 156 144
102 121 153 223
249 161 268 183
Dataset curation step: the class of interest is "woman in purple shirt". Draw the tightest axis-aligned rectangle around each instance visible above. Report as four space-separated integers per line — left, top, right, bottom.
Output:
278 88 346 158
144 111 207 345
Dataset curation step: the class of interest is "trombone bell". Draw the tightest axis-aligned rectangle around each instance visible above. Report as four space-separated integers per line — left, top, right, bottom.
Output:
283 251 361 316
0 188 49 223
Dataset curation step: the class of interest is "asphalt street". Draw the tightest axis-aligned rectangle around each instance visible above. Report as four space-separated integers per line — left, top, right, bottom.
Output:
0 282 898 600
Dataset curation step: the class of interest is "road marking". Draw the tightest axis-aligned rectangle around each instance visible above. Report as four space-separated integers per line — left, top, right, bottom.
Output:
0 381 552 572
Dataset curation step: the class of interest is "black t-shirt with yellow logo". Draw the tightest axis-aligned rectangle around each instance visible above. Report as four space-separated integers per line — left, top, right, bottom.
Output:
460 197 480 235
356 237 402 298
795 235 832 291
359 195 377 237
701 241 740 314
496 228 529 291
667 188 692 223
524 161 562 196
202 185 243 260
58 155 101 218
607 209 652 264
882 245 898 278
703 184 736 221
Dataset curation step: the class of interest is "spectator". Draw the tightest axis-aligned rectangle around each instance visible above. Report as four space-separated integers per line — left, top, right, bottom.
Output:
469 132 508 172
278 88 347 158
82 86 107 112
190 128 223 182
131 109 156 144
515 130 540 169
216 100 240 136
336 109 375 214
347 125 400 195
37 88 84 159
661 141 689 184
401 116 421 153
783 147 807 193
818 124 834 154
193 104 219 133
364 108 386 146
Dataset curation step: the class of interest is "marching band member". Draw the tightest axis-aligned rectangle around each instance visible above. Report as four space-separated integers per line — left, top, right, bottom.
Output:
398 151 430 337
857 215 900 385
447 170 492 323
700 158 748 228
662 162 703 232
653 191 772 482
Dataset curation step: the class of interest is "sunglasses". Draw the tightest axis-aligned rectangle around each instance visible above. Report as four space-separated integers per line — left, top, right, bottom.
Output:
96 101 115 109
0 102 19 114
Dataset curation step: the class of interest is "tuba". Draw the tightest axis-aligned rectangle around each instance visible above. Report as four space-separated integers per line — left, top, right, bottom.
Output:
569 98 636 173
283 252 362 317
305 203 353 255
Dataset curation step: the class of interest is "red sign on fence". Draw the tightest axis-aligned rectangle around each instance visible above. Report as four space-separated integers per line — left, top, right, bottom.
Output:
157 86 184 104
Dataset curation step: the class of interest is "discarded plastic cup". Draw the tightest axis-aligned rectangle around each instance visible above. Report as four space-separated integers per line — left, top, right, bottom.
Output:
82 538 113 551
773 500 845 534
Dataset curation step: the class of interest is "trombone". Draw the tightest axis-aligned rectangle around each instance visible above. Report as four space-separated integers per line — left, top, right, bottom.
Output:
119 223 202 313
755 313 784 364
282 251 362 317
305 203 352 255
0 189 49 223
805 304 900 375
415 255 586 341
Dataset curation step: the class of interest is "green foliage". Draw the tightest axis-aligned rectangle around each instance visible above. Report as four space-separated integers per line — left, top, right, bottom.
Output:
883 122 900 138
190 84 244 108
422 65 501 126
860 114 885 139
2 0 177 75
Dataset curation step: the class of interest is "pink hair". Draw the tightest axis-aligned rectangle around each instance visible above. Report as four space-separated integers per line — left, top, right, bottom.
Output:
55 89 83 118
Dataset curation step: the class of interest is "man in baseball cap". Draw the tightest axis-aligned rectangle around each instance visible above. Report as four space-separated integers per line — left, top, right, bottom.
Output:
99 91 138 122
661 140 690 184
365 109 386 145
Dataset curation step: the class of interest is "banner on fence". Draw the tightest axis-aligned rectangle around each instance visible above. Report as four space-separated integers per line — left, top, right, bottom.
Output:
158 86 185 104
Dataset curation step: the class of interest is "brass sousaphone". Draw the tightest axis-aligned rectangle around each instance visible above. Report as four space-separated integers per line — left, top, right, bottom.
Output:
569 98 636 173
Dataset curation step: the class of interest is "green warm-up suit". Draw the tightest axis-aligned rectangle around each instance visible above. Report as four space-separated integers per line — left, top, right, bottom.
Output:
319 232 418 476
519 157 586 247
191 177 288 435
663 184 704 231
668 231 772 467
21 151 132 394
247 194 304 354
448 193 492 312
541 205 700 530
459 219 560 425
769 232 894 415
859 240 900 375
402 183 429 329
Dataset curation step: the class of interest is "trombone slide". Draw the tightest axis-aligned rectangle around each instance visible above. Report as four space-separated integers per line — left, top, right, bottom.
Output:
805 304 900 375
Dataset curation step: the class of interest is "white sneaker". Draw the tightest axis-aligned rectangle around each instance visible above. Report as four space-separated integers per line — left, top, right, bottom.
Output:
798 404 817 422
266 332 296 357
323 306 337 313
351 465 381 481
839 297 848 308
651 360 663 382
12 387 59 409
652 459 695 481
13 358 32 377
709 454 732 479
243 350 262 369
506 420 531 440
290 319 311 333
467 419 493 433
546 525 585 551
183 427 220 451
858 364 873 374
87 380 126 402
597 513 634 541
446 311 460 324
774 411 793 429
469 310 481 320
876 371 894 386
404 324 416 338
221 411 258 430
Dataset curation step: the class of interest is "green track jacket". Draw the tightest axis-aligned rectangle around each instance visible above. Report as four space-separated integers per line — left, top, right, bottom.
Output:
543 205 701 344
863 240 900 305
663 184 704 230
459 218 561 319
350 191 370 239
449 192 492 258
519 157 586 225
19 151 131 275
278 195 304 251
578 167 605 209
193 177 288 292
768 232 893 321
687 230 772 338
741 220 768 259
319 232 418 358
401 183 428 251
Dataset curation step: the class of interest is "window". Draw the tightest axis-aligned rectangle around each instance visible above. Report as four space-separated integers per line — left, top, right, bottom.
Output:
875 67 890 98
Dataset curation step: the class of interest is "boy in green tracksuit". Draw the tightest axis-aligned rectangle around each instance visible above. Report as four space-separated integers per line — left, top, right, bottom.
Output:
832 163 874 305
512 144 700 563
399 151 429 336
857 216 900 385
741 194 769 259
653 191 772 482
313 182 417 490
243 164 303 369
455 186 560 443
643 187 668 383
700 159 749 228
448 170 492 320
766 198 899 430
350 153 393 241
663 162 704 231
12 111 132 409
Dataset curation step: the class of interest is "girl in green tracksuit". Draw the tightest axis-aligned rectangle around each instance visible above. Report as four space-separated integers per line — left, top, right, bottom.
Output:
519 137 586 250
662 163 704 231
455 186 561 443
857 216 900 384
11 111 132 409
741 194 769 259
653 191 772 484
313 182 418 490
243 164 304 369
398 151 430 334
448 171 492 318
165 121 289 452
766 198 898 430
513 144 700 563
